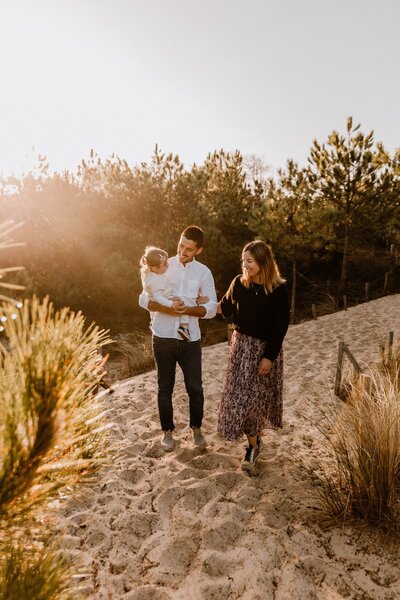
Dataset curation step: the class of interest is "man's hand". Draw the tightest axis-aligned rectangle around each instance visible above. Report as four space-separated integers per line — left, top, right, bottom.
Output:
258 357 272 376
147 299 206 318
177 303 207 317
171 298 185 311
148 299 184 315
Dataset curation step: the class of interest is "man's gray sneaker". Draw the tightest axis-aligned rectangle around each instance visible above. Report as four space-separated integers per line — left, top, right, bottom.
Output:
192 427 206 449
161 430 174 452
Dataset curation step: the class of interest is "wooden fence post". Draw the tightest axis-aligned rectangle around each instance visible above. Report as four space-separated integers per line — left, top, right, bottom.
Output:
343 343 362 374
384 272 389 293
334 341 345 398
312 304 317 320
335 341 363 400
365 282 370 302
343 295 347 310
388 331 394 361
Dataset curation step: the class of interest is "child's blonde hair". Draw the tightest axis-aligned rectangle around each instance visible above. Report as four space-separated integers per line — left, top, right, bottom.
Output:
140 246 168 276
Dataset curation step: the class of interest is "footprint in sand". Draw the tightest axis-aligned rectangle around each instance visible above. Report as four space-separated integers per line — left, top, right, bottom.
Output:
206 471 243 493
110 512 160 551
143 443 167 459
203 518 245 552
124 585 170 600
202 550 238 578
204 495 251 520
151 487 188 528
145 535 201 583
174 481 219 515
96 494 116 506
188 452 239 471
195 580 232 600
85 531 106 548
233 485 263 510
175 466 212 481
119 468 146 485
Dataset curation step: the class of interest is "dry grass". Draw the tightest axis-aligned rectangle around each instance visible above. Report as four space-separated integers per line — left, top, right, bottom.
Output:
378 336 400 384
0 296 111 517
0 542 73 600
311 349 400 533
0 295 111 599
0 222 116 598
110 330 154 379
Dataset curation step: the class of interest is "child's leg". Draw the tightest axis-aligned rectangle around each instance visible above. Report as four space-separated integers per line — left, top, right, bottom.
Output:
178 316 191 341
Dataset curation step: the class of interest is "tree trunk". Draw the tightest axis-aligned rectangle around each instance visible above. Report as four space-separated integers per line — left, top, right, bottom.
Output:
339 221 350 295
290 249 297 324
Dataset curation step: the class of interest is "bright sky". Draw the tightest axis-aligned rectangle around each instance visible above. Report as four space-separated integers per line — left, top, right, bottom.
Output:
0 0 399 177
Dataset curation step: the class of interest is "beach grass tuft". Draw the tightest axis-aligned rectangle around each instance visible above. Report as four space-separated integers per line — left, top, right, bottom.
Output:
0 295 111 598
311 346 400 533
111 330 154 378
0 542 73 600
0 296 111 517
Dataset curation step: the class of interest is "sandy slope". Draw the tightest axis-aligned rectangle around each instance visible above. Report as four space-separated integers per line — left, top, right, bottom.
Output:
57 295 400 599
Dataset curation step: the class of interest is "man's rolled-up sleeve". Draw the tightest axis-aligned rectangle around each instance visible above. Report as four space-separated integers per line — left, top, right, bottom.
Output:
138 290 149 311
200 270 217 319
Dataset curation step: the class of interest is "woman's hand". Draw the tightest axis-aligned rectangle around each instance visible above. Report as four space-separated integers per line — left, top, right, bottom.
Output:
196 295 209 305
258 357 272 376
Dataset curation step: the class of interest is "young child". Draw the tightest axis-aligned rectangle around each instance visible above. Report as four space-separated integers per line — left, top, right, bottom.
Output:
140 246 191 341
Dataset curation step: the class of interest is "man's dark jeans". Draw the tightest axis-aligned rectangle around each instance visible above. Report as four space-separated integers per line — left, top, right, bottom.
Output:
152 336 204 431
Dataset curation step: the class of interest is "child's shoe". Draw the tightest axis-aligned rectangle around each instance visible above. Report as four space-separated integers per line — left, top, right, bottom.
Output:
178 326 191 341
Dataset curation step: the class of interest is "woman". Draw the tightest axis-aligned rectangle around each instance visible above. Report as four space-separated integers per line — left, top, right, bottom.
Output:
217 240 290 473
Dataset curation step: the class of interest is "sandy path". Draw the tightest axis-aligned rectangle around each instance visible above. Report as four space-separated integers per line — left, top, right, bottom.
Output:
58 295 400 599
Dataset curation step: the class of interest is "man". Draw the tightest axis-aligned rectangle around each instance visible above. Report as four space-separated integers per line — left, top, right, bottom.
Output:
139 225 217 451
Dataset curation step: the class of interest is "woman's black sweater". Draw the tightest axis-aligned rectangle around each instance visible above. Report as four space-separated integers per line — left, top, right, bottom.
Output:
220 275 290 362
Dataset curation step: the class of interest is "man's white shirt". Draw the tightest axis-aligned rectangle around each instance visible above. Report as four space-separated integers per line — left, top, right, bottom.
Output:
139 256 217 340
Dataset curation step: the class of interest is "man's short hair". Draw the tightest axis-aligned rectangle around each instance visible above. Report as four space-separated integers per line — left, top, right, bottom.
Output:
181 225 204 248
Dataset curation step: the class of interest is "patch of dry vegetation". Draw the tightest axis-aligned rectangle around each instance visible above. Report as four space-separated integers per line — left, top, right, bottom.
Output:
0 296 111 599
311 342 400 533
110 330 154 379
0 544 73 600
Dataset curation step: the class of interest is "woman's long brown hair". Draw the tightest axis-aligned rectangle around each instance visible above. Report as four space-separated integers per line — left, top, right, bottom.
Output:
240 240 285 293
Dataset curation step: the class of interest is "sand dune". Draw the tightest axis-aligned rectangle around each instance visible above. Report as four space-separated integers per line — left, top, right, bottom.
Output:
57 295 400 599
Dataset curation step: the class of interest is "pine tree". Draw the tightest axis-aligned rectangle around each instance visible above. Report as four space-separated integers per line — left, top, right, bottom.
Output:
255 160 314 322
308 117 391 294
